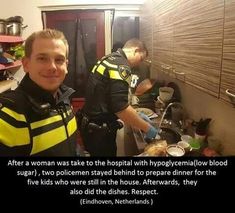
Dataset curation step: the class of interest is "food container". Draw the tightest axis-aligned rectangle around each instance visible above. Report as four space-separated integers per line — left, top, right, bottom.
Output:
166 144 185 157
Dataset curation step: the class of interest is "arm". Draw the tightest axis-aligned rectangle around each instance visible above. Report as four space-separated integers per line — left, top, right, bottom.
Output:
115 105 150 133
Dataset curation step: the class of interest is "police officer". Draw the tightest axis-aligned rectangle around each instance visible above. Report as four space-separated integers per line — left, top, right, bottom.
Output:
0 29 79 156
79 38 159 156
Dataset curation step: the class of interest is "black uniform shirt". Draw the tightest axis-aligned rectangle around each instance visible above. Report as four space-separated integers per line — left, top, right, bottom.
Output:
84 48 131 120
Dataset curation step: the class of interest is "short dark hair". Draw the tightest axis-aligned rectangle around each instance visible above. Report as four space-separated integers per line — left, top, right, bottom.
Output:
24 28 69 58
123 38 147 55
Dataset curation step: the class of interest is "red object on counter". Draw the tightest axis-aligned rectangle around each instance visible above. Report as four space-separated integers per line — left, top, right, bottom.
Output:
202 147 219 157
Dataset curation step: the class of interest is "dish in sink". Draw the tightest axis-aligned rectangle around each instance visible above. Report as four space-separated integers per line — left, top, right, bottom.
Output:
135 107 154 117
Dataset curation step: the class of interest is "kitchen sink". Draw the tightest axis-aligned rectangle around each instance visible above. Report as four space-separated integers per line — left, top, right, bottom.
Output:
159 127 182 144
132 124 183 153
143 126 182 145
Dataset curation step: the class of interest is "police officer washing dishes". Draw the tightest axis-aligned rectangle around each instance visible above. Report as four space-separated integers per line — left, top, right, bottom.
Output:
78 38 159 156
0 29 80 156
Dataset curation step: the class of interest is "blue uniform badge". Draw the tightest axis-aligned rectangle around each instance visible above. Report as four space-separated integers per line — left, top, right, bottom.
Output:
118 65 131 80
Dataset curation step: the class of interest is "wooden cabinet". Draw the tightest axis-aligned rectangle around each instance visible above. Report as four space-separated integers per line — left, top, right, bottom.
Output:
0 35 23 93
140 0 235 105
220 0 235 104
140 0 153 61
152 0 175 74
173 0 224 97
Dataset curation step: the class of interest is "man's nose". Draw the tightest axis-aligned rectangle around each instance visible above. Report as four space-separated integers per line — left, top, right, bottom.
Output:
48 59 57 69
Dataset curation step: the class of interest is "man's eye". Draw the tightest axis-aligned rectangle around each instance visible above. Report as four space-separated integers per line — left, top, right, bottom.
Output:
37 57 47 62
56 58 65 64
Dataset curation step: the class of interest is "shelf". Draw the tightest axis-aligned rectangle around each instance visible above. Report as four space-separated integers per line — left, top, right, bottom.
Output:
0 79 14 93
0 60 22 71
0 35 24 43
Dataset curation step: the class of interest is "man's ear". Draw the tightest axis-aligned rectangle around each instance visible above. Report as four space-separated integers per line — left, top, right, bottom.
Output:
22 57 29 73
134 47 142 55
65 59 69 74
133 47 139 56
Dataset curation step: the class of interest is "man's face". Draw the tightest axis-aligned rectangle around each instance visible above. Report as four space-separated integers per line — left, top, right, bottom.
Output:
22 38 68 95
129 48 147 67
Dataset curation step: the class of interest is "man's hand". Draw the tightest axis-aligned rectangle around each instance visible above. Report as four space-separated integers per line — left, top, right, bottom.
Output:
145 125 159 140
138 112 152 124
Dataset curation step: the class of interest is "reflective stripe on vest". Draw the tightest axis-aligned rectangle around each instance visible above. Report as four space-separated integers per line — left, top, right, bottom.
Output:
0 106 77 154
31 117 77 155
0 107 29 146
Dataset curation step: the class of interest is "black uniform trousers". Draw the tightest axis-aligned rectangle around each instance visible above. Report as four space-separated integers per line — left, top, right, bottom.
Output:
76 111 117 156
82 127 117 157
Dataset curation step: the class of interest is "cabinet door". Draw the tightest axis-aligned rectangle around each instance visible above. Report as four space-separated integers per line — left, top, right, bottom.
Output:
152 0 175 73
140 0 153 60
173 0 224 97
220 0 235 103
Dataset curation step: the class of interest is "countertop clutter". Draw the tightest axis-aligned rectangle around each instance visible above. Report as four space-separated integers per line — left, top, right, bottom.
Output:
132 101 218 157
130 80 221 157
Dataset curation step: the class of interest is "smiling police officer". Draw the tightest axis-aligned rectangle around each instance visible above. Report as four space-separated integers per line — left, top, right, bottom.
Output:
0 29 79 156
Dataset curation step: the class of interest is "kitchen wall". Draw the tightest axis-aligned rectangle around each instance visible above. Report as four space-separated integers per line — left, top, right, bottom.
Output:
140 0 235 155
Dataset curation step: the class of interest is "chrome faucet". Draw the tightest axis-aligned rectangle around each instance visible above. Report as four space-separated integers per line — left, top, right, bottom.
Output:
158 102 185 129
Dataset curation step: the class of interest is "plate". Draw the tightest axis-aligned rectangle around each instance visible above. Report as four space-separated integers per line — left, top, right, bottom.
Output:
135 107 154 117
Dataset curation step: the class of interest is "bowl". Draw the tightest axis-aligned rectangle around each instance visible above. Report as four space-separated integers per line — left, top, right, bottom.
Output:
166 144 185 157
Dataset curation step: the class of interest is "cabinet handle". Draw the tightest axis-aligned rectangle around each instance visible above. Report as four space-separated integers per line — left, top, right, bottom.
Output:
161 64 172 74
173 69 185 75
226 89 235 98
161 64 167 72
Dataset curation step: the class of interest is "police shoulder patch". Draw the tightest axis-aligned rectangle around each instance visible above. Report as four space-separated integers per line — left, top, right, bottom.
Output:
118 65 131 80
